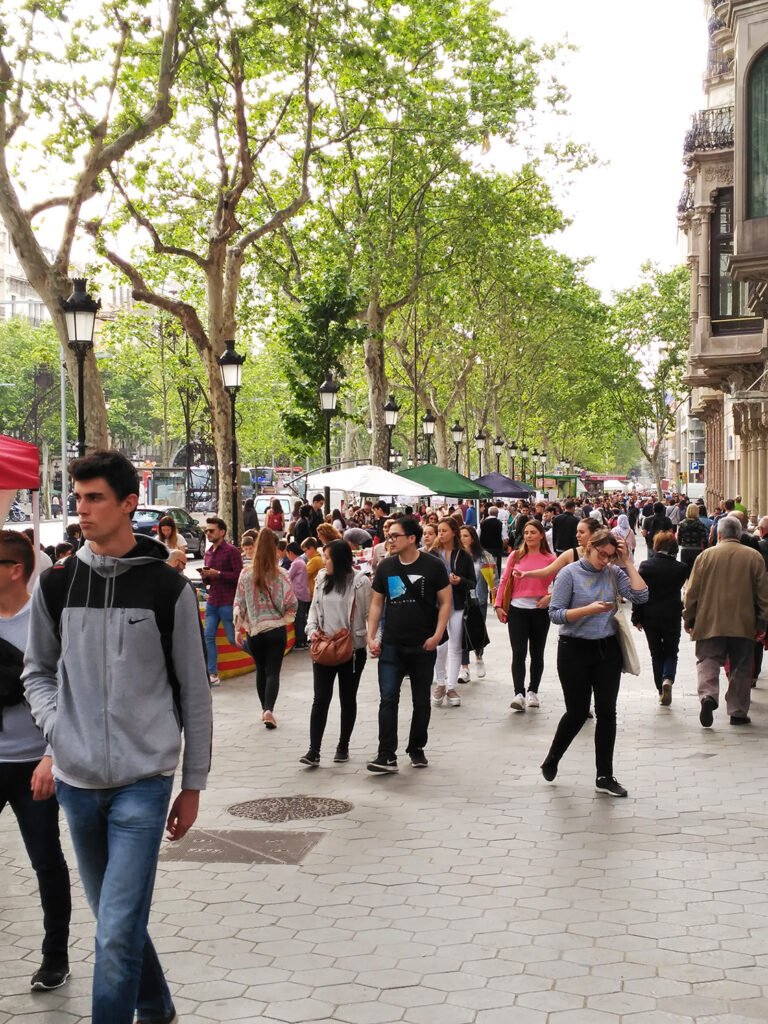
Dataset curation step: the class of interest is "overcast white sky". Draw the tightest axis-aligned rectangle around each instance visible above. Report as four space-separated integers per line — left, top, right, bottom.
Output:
494 0 708 297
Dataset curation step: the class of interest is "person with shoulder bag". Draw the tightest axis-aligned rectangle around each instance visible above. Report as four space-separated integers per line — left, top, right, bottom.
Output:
266 499 285 538
541 529 648 798
676 503 708 570
300 541 372 767
233 529 297 729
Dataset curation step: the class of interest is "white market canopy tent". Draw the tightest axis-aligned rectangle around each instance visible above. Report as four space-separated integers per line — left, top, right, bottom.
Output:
603 479 628 490
306 464 437 497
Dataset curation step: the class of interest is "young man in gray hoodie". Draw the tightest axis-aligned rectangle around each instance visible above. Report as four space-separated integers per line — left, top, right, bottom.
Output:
23 451 212 1024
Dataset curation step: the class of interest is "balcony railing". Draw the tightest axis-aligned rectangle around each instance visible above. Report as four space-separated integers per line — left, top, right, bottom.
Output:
683 105 734 157
707 44 733 78
678 178 695 216
708 13 726 35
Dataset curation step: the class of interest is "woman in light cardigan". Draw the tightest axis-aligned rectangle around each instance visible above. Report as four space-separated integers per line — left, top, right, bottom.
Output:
234 528 297 729
301 541 372 767
542 528 647 798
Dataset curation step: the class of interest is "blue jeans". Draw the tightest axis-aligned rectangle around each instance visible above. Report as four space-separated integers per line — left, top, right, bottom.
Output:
56 775 175 1024
204 602 235 675
377 642 436 758
0 761 71 959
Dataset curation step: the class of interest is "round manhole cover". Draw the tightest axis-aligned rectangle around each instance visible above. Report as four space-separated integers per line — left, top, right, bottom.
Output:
228 795 353 823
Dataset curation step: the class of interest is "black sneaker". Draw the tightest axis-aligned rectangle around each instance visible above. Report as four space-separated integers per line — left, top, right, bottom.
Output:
30 956 70 991
299 750 320 767
730 715 751 725
366 755 398 773
333 746 349 763
409 749 428 768
595 776 628 798
541 759 558 782
700 695 717 728
137 1009 178 1024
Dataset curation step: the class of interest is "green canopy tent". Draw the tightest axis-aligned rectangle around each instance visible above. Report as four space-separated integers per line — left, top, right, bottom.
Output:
396 464 493 500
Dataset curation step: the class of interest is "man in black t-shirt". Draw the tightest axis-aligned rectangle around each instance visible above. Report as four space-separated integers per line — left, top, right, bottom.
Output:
367 517 451 772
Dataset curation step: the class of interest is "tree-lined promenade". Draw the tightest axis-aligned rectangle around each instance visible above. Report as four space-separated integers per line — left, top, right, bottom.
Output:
0 0 689 505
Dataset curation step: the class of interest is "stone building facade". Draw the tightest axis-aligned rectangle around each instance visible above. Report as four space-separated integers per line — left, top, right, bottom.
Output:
680 0 768 518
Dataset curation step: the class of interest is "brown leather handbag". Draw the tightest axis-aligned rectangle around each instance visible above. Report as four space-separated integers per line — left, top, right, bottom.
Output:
310 628 353 666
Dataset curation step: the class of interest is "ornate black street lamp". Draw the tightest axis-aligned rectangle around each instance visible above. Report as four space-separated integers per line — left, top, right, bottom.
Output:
218 339 246 544
520 443 529 483
319 372 339 515
451 422 464 473
493 436 504 474
475 430 486 477
422 410 436 464
383 395 400 471
508 440 518 481
61 278 100 458
539 450 547 491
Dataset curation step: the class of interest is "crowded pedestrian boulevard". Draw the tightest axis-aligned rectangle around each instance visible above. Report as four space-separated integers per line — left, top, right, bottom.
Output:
3 538 768 1024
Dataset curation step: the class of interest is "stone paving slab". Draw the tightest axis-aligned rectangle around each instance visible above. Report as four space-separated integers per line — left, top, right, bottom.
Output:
3 540 768 1022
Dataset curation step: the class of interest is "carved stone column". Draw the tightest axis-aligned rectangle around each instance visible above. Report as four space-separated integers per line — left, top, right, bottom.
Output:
695 205 716 341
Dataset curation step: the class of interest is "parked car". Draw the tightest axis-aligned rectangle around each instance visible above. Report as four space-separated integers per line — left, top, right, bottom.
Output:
131 505 206 557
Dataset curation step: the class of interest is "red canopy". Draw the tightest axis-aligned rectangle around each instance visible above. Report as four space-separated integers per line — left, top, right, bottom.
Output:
0 435 40 489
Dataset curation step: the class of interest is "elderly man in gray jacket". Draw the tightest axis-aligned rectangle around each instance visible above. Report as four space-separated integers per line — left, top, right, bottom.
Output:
684 515 768 727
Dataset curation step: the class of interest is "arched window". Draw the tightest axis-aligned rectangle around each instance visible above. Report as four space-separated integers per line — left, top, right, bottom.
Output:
748 48 768 219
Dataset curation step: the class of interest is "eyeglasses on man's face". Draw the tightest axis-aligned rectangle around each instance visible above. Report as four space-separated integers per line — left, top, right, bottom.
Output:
387 531 406 539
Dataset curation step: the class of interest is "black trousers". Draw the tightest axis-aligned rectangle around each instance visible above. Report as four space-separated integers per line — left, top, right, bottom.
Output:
507 606 551 693
643 621 682 690
545 634 622 779
309 648 368 752
0 760 71 959
294 600 310 647
247 626 287 711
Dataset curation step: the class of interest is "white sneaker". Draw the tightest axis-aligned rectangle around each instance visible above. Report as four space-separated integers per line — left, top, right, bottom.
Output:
457 666 470 684
446 690 461 707
510 692 526 712
526 691 540 708
475 657 486 678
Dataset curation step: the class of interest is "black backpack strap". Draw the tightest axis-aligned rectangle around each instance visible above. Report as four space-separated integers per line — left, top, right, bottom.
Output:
40 557 80 639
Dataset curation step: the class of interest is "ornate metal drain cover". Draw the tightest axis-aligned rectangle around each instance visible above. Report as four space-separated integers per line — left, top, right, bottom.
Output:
160 829 323 864
227 795 353 823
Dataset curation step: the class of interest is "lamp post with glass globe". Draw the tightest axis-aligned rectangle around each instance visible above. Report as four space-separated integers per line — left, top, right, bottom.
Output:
451 422 464 473
493 436 504 474
383 395 400 471
508 440 518 481
474 430 486 477
61 278 101 458
531 449 540 491
218 339 246 545
520 443 529 483
422 410 436 464
539 450 547 492
319 373 339 516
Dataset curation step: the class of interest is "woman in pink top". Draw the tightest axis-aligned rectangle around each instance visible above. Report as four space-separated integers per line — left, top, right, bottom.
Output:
495 521 556 711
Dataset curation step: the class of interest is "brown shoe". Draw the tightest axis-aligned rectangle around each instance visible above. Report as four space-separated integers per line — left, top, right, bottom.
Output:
263 710 277 729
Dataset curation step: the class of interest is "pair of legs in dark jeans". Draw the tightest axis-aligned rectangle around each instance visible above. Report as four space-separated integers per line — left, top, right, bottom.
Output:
376 643 436 758
507 606 550 694
0 761 71 962
247 626 287 711
544 635 622 779
643 621 681 691
294 600 310 647
308 647 367 754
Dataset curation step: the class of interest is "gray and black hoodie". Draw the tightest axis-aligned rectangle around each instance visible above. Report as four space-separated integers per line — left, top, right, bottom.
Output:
22 536 212 791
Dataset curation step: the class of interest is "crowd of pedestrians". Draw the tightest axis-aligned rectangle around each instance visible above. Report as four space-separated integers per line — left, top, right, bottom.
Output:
7 450 768 1023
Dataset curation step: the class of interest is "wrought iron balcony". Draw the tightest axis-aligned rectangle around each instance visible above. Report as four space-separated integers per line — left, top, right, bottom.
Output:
708 13 726 35
707 44 733 78
678 178 695 216
683 105 734 157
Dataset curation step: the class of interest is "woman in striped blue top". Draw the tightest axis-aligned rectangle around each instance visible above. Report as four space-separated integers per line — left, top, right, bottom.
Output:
541 529 648 798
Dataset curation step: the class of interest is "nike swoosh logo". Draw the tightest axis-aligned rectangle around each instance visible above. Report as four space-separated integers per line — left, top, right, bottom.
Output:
128 617 149 624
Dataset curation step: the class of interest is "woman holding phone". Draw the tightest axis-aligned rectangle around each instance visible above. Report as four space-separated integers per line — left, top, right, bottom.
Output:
542 529 648 798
